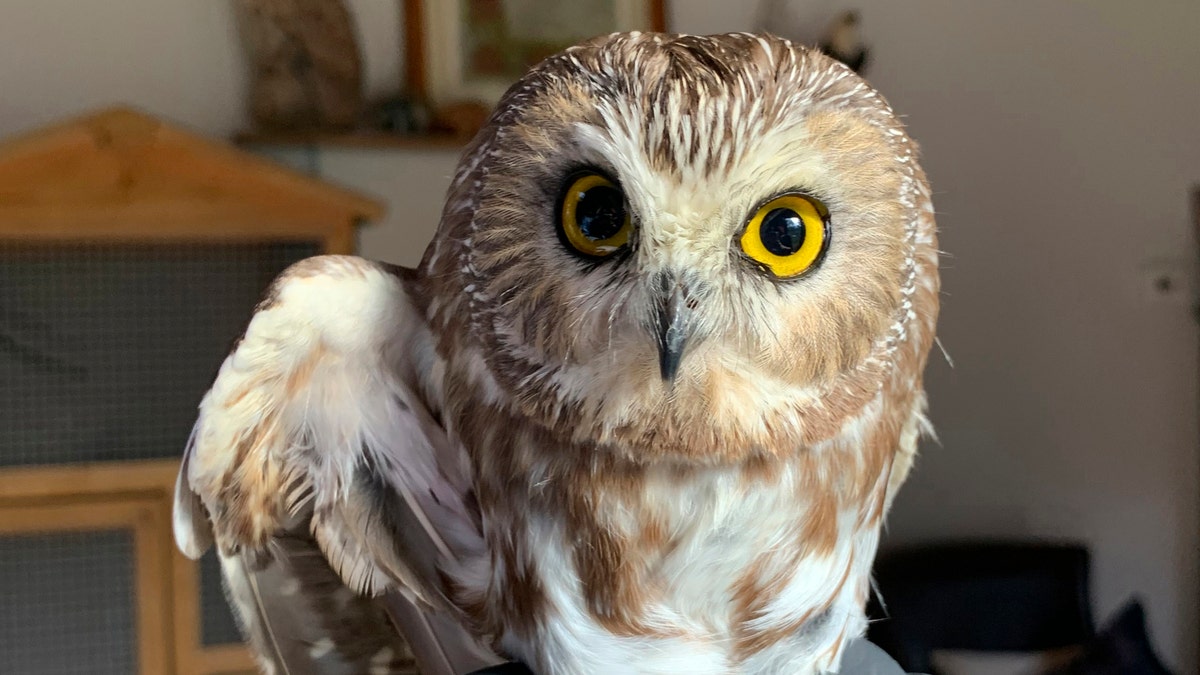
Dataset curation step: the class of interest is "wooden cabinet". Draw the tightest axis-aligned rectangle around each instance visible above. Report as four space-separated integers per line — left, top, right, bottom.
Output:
0 108 383 674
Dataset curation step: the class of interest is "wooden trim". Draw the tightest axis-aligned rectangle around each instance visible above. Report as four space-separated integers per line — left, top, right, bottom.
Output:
193 645 259 674
135 497 173 675
0 497 159 532
171 550 259 675
651 0 668 31
403 0 428 102
0 497 174 675
0 459 259 674
172 534 204 675
0 459 178 504
0 208 344 243
324 221 359 254
170 533 259 675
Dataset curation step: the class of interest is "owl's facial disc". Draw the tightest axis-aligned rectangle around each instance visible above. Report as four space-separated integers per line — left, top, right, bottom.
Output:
442 32 933 459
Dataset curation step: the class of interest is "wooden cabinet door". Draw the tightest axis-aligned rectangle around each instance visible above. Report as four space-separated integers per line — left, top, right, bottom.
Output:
0 496 172 675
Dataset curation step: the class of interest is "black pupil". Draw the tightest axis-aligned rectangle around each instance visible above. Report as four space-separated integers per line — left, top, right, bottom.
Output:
576 185 626 241
759 208 807 256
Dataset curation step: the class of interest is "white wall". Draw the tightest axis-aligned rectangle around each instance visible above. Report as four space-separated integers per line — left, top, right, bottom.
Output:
0 0 247 140
1 0 1196 670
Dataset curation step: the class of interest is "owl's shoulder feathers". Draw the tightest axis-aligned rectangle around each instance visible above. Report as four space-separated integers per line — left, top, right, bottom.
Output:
174 255 497 674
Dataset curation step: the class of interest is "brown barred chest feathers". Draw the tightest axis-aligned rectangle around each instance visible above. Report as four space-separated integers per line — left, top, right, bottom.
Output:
449 403 897 669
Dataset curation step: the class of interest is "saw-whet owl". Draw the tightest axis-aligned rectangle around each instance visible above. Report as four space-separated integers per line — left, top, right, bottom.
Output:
174 31 939 675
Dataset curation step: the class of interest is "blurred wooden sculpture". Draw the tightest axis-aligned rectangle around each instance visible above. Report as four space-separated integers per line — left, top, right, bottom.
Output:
234 0 364 131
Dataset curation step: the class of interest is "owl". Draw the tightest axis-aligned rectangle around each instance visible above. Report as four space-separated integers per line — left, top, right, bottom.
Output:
174 32 939 675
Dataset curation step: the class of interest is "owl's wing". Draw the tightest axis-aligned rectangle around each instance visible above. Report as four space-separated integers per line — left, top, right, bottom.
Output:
173 255 498 675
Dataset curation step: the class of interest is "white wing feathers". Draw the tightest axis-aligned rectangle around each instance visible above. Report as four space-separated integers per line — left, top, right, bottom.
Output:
173 256 496 674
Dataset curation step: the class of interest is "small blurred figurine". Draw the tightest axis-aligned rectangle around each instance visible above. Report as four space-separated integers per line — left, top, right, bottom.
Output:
370 95 432 135
234 0 363 130
820 10 870 74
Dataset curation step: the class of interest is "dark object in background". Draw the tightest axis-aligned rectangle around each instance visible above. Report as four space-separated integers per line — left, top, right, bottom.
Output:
819 10 869 74
1048 600 1175 675
867 541 1096 672
234 0 364 131
370 95 433 135
468 664 535 675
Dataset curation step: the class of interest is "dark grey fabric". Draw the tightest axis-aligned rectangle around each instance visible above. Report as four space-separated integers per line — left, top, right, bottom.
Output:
841 638 922 675
464 639 918 674
868 542 1094 672
1047 599 1175 675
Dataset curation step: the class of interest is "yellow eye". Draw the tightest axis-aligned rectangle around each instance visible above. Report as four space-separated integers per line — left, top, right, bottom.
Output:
739 193 830 278
558 172 632 257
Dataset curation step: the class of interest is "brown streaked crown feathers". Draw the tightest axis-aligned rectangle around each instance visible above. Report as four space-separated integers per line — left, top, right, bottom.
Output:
176 31 938 675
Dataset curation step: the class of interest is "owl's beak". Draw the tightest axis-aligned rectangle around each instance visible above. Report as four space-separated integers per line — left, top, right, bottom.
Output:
652 274 692 383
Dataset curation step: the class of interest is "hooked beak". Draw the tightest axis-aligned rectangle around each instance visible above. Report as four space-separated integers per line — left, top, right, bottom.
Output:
652 274 693 383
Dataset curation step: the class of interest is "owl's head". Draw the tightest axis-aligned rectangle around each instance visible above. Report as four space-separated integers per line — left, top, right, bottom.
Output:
425 33 937 464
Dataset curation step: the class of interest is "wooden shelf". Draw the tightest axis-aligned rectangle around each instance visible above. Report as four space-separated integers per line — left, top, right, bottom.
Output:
234 129 467 151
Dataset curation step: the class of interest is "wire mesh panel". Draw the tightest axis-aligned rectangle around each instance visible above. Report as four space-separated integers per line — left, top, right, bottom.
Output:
0 241 319 468
0 239 320 654
0 529 136 675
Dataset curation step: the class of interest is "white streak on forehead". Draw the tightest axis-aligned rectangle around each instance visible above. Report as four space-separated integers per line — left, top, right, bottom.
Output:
571 118 666 209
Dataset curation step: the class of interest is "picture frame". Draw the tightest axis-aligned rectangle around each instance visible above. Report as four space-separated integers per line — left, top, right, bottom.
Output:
404 0 667 108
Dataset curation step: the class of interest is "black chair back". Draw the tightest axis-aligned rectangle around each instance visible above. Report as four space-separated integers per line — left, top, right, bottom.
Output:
867 541 1095 673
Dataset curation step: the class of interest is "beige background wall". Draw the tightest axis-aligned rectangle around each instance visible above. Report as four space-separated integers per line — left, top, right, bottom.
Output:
1 1 1196 670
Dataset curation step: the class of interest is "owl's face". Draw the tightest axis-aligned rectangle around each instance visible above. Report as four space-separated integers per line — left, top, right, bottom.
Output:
434 33 931 463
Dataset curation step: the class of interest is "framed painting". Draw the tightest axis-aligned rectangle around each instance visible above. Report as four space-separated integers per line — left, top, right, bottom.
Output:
405 0 667 108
